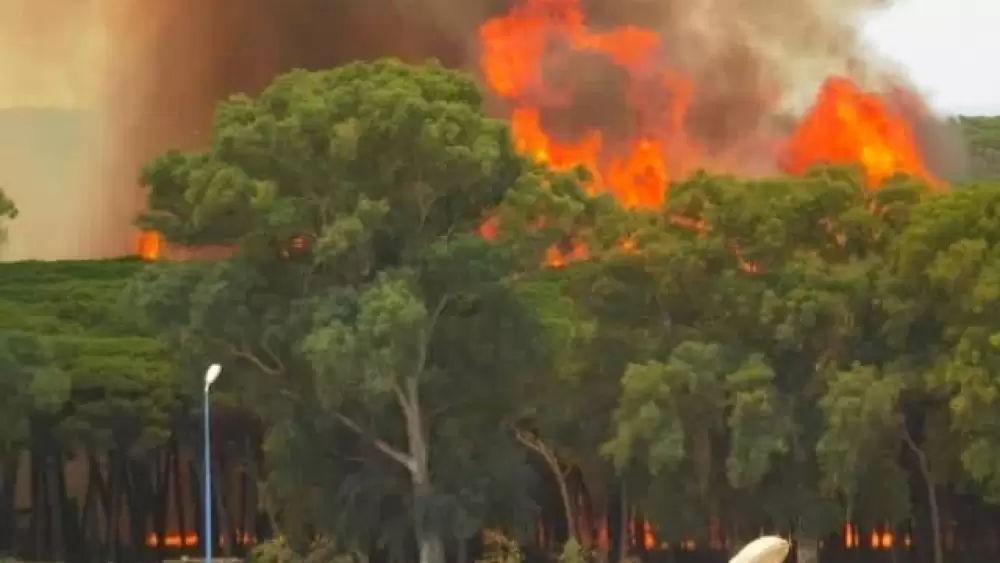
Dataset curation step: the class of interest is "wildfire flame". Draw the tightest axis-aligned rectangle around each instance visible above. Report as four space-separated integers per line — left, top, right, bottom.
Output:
783 76 938 186
136 0 940 262
478 0 938 216
137 230 160 260
479 0 693 210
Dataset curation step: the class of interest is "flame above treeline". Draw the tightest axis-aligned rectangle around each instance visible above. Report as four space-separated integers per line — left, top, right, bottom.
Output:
138 0 942 261
478 0 939 209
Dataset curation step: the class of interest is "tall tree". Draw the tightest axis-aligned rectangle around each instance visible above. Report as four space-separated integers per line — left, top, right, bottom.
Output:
0 187 16 249
126 59 595 563
888 183 1000 506
604 168 932 549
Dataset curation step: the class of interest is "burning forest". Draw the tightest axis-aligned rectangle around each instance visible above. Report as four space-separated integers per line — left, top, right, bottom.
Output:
0 0 966 261
3 2 1000 563
477 0 948 208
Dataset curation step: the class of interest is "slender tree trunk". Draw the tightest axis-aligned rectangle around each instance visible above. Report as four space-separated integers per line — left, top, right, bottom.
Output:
901 426 943 563
108 453 123 563
55 453 82 563
171 446 186 547
401 377 445 563
211 458 234 557
91 452 112 562
794 537 818 563
554 467 576 544
28 447 39 559
126 458 155 563
81 454 97 560
0 456 19 554
41 452 53 561
238 464 249 551
512 428 577 543
189 459 204 553
152 447 172 558
617 480 628 562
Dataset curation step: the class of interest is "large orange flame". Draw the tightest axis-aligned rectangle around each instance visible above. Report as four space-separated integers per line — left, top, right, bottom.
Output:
783 76 939 186
137 230 160 260
136 0 939 261
478 0 938 214
478 0 699 210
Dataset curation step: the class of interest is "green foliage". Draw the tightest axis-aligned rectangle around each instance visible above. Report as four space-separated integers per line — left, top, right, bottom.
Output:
557 538 598 563
112 54 1000 553
251 537 367 563
886 183 1000 499
958 116 1000 179
0 259 177 452
127 59 591 554
476 532 523 563
592 167 970 541
816 364 909 523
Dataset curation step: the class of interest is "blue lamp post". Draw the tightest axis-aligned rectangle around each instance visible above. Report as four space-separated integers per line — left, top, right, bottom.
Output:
203 364 222 563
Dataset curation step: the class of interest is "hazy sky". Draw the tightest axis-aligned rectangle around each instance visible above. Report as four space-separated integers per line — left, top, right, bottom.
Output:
863 0 998 116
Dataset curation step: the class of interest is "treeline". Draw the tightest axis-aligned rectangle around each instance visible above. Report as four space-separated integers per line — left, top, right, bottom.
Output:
4 61 1000 563
957 116 1000 179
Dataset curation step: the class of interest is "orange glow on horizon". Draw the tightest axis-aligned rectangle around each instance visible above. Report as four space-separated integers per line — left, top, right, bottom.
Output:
137 230 160 260
144 531 255 548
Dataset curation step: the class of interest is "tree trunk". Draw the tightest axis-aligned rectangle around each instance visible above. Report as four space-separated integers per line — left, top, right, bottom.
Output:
554 466 577 544
794 537 819 563
0 456 19 554
55 453 82 563
81 453 97 560
125 458 155 563
512 429 577 543
901 426 943 563
616 480 628 562
171 446 187 547
211 458 234 557
151 446 172 558
89 451 113 562
108 453 123 563
401 376 446 563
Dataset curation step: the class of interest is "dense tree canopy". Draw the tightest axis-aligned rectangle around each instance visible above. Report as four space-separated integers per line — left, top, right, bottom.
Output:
4 60 1000 563
126 59 610 563
958 116 1000 179
119 59 1000 563
0 259 177 452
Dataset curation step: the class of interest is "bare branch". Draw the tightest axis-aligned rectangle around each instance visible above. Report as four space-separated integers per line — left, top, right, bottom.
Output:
259 334 286 373
900 422 929 466
331 411 415 472
419 295 450 365
219 340 282 376
407 294 450 393
511 426 560 467
394 382 415 422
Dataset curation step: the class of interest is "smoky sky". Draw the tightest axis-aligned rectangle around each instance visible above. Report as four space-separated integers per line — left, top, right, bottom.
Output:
1 0 968 258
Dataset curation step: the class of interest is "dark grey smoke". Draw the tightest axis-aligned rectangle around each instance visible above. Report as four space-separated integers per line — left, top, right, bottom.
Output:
3 0 968 258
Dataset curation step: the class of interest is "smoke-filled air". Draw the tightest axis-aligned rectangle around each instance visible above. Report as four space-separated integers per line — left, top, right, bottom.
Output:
0 0 968 260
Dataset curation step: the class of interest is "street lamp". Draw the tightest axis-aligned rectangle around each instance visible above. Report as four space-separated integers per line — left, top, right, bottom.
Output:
204 364 221 563
729 536 790 563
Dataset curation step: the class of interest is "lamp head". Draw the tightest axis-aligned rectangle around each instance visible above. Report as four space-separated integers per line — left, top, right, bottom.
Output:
204 363 222 391
729 536 790 563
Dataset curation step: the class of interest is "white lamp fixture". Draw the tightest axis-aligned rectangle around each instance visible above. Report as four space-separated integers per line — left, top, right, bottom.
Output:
204 363 222 391
729 536 791 563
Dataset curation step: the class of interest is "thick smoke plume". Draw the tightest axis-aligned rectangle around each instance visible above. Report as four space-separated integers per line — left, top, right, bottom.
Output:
0 0 966 260
0 1 109 260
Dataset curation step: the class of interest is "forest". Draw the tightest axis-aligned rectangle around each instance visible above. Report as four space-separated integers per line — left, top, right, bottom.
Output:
958 116 1000 179
2 60 1000 563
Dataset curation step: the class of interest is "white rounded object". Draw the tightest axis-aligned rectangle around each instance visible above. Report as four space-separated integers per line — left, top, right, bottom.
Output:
729 536 790 563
